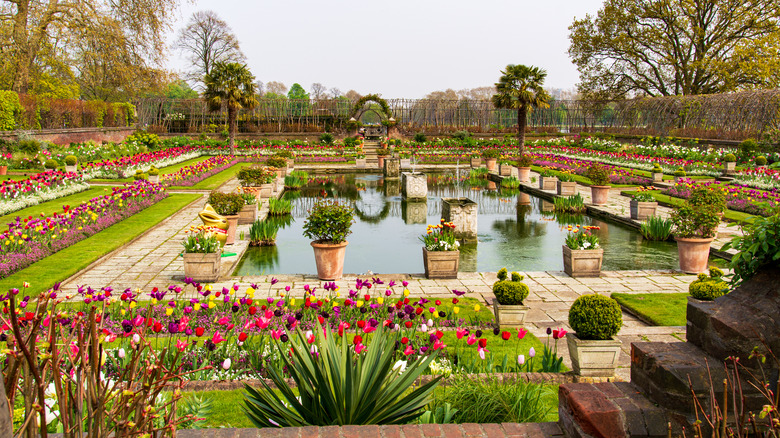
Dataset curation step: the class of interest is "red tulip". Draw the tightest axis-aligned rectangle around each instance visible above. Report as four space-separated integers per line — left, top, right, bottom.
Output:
404 321 413 328
357 320 366 328
501 331 511 341
153 322 162 333
478 338 487 348
195 327 205 337
353 335 363 345
401 337 409 344
239 332 248 342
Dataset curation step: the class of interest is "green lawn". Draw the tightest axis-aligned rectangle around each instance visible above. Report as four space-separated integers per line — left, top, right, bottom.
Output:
1 174 29 182
0 187 109 224
168 162 252 190
0 193 201 295
611 292 688 326
619 189 755 224
180 389 252 428
90 156 213 183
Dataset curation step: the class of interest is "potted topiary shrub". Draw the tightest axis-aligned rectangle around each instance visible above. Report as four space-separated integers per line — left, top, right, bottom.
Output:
562 225 602 277
651 163 664 183
670 187 722 274
586 163 611 205
556 172 577 196
482 149 500 172
376 148 391 169
238 192 258 225
208 191 244 245
688 266 729 304
303 199 354 280
539 169 558 191
182 226 222 282
275 150 295 174
516 154 533 182
673 167 687 183
420 220 460 279
65 155 78 173
147 166 160 183
133 169 147 181
629 191 658 221
492 268 530 327
566 293 623 377
723 153 736 175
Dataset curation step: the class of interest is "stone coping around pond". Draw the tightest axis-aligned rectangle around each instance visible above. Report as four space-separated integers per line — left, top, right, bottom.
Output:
177 371 575 392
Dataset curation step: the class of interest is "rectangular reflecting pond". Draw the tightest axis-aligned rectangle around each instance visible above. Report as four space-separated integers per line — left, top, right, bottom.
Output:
233 173 680 276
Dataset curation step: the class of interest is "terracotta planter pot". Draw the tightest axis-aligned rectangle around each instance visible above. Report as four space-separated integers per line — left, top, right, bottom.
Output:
675 236 714 274
630 200 658 221
311 241 349 280
557 181 577 196
492 301 530 328
566 333 622 377
0 166 7 175
485 158 497 172
238 203 258 225
422 247 459 279
590 185 610 205
652 172 664 182
65 164 78 173
355 158 366 169
225 215 239 245
183 252 221 282
377 156 389 169
470 158 481 168
498 164 512 176
562 245 603 277
540 176 558 191
517 167 531 183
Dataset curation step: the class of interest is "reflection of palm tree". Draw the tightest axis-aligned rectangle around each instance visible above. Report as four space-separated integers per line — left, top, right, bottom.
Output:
491 219 548 239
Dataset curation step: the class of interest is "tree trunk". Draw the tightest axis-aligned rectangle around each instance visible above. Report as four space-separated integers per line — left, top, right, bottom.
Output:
0 372 12 438
228 104 237 154
517 105 528 156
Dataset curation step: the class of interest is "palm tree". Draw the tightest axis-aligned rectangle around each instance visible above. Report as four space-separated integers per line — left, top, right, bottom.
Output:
203 62 258 152
492 64 551 156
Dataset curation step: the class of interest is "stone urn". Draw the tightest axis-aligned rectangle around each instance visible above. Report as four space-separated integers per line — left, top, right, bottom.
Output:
225 214 239 245
422 248 459 279
470 157 481 168
540 176 558 191
562 245 603 277
675 236 714 274
517 167 531 182
723 161 736 175
356 158 367 169
566 333 622 377
652 172 664 183
311 241 348 280
493 301 530 328
485 158 497 172
238 203 258 225
630 200 658 221
183 252 221 282
557 181 577 196
66 164 78 173
590 186 610 205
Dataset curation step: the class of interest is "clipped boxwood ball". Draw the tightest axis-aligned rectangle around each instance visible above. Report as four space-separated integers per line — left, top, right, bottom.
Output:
568 294 622 340
64 155 77 165
689 267 728 300
724 153 736 162
493 280 529 305
44 159 59 170
756 156 767 166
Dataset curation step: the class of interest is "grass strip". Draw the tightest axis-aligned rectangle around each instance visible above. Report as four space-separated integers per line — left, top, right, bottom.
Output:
619 189 755 224
0 187 111 224
529 165 641 188
611 292 688 326
168 163 252 190
90 156 214 183
0 193 200 295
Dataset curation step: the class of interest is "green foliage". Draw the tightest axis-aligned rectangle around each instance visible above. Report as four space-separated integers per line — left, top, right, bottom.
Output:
203 62 258 146
722 206 780 286
492 64 550 152
565 226 600 250
284 175 305 189
413 132 427 143
265 156 288 168
249 220 278 246
208 191 244 216
557 172 575 182
418 403 458 424
688 186 726 213
17 139 41 154
640 215 673 241
44 159 59 170
343 136 359 147
670 201 720 239
500 176 520 188
554 193 586 213
64 155 78 165
268 198 292 216
147 166 160 176
178 393 212 429
756 156 768 166
165 80 199 99
240 192 256 205
287 83 310 100
319 132 335 144
376 148 390 156
585 163 611 186
243 325 442 427
724 153 736 162
631 192 656 202
0 90 22 130
451 130 470 140
133 169 148 180
738 139 758 162
652 163 663 173
689 267 729 300
673 167 687 177
568 294 623 340
481 148 500 159
302 199 354 243
237 166 274 186
518 154 534 167
182 229 220 254
493 269 529 305
126 131 160 150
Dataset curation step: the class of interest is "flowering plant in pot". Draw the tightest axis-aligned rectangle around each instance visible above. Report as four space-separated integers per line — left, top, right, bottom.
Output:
302 199 355 280
182 226 222 282
556 171 577 196
670 188 721 274
516 154 533 182
566 293 623 377
586 163 611 205
0 152 11 174
492 268 530 327
420 220 460 279
629 190 658 220
539 168 558 191
237 191 258 225
562 225 602 277
482 148 500 171
208 191 244 244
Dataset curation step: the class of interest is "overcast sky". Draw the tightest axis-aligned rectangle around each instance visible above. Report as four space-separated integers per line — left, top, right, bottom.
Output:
166 0 606 98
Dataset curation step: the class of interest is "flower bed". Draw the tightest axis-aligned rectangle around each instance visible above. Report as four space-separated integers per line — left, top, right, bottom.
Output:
161 155 238 186
529 153 652 185
81 146 199 178
0 170 89 216
662 179 779 216
0 181 167 278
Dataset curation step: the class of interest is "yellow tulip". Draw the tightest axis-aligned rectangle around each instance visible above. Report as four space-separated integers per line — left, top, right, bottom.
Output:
165 308 173 316
208 302 216 309
377 297 384 304
403 289 410 297
356 300 364 308
453 307 460 314
474 305 480 312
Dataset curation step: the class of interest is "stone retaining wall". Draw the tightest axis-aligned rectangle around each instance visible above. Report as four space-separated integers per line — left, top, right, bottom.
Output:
0 127 134 144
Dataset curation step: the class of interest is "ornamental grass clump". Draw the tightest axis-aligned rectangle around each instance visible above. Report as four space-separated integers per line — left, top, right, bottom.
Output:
689 266 729 300
420 220 459 251
640 216 673 241
268 198 292 216
568 294 623 340
249 220 278 246
500 176 520 188
564 225 600 250
554 193 586 213
243 324 442 427
302 199 354 243
492 268 529 305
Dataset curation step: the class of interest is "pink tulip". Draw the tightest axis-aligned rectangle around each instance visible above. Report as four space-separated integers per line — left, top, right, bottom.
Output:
517 328 528 339
466 334 477 345
355 343 366 354
212 331 226 344
456 327 468 339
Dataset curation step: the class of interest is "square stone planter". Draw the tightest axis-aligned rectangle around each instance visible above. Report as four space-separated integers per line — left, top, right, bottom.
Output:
66 164 78 173
259 183 273 198
422 248 459 279
652 172 664 182
183 252 221 282
540 176 558 191
557 181 577 196
401 172 427 200
356 158 366 169
470 158 481 168
148 174 160 183
493 301 530 328
499 164 512 176
441 198 477 242
723 161 736 175
566 333 622 377
400 158 412 169
562 245 603 277
238 203 258 225
630 200 658 221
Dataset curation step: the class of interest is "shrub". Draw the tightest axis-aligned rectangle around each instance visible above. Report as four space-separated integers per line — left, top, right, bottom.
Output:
413 132 427 142
652 163 662 173
64 155 77 165
670 201 720 239
724 153 736 162
585 163 610 186
265 156 288 168
208 191 244 216
125 131 160 150
482 148 500 159
493 268 529 305
132 169 147 180
274 149 295 159
738 139 757 162
673 167 687 177
237 166 274 186
688 186 726 213
319 132 335 144
376 148 390 156
147 166 160 176
343 136 358 147
722 205 780 286
43 159 58 170
518 154 534 167
17 139 41 154
689 267 729 300
640 216 673 241
302 199 354 243
756 156 767 166
452 130 470 140
568 294 622 340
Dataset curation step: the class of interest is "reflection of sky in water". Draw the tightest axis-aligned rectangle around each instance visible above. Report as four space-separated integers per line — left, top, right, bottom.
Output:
235 173 680 276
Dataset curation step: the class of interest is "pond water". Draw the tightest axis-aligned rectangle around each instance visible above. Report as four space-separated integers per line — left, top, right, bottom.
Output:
233 173 680 276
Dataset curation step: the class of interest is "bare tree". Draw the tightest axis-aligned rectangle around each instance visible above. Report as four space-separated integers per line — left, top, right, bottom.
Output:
255 80 265 97
266 81 288 96
458 86 496 100
344 89 362 100
310 82 326 99
174 10 245 87
329 87 343 98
